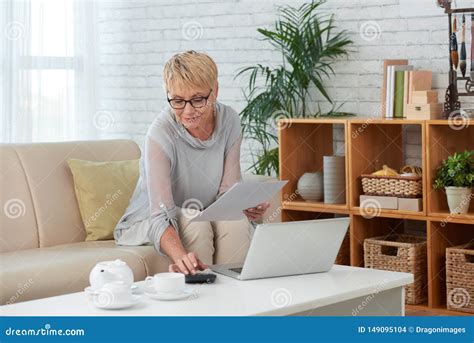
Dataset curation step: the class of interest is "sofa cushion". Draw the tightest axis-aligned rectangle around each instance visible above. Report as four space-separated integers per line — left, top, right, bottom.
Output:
0 240 168 305
67 158 140 241
53 240 172 277
11 140 141 248
0 145 39 253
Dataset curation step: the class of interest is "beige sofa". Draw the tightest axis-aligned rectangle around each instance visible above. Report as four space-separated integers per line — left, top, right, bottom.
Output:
0 139 280 305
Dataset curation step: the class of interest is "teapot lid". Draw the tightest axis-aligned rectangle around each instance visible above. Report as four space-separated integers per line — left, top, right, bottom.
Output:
112 259 126 266
97 259 126 267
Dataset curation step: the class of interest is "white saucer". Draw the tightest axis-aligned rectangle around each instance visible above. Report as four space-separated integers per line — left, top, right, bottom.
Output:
144 287 196 301
92 294 141 310
85 284 138 294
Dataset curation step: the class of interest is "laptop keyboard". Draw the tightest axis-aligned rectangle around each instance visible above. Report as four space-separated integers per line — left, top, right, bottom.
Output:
229 267 243 274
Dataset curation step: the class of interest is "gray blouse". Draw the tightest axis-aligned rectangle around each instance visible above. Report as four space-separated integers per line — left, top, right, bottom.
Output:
113 101 243 255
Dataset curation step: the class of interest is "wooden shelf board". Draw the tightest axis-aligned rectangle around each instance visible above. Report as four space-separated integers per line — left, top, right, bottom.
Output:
428 211 474 224
349 117 425 125
278 117 466 126
405 303 473 316
282 200 349 214
431 307 474 316
350 207 426 220
405 303 429 311
427 119 464 126
279 116 430 126
279 118 348 125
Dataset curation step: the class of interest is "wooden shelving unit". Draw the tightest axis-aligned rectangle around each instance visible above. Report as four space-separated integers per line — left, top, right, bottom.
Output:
278 117 473 316
278 118 349 214
426 120 474 221
348 118 427 216
427 220 473 311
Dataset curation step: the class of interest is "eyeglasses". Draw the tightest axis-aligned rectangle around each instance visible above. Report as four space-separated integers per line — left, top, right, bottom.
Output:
167 89 213 110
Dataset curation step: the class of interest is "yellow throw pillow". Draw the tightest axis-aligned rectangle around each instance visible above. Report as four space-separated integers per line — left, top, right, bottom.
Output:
67 158 139 241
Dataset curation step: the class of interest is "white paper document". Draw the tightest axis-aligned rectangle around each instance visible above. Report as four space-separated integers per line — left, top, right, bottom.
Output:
189 180 288 222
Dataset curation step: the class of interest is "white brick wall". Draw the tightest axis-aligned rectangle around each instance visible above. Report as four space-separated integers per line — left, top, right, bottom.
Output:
96 0 458 173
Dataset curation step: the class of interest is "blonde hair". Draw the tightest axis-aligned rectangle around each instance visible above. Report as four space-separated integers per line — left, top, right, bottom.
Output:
163 50 218 92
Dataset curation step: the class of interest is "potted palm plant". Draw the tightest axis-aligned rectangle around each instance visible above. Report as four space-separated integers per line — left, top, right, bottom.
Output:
236 0 352 176
433 150 474 214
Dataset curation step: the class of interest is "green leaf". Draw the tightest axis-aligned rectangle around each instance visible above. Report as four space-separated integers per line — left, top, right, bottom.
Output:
433 150 474 188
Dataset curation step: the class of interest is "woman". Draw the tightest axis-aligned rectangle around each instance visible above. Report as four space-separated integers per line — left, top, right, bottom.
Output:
114 51 270 275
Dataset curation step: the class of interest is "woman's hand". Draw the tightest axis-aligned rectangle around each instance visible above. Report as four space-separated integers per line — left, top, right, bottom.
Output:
243 202 270 222
169 252 208 275
161 226 207 275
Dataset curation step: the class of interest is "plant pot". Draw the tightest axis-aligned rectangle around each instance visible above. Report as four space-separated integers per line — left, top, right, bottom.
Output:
445 186 472 214
297 172 324 201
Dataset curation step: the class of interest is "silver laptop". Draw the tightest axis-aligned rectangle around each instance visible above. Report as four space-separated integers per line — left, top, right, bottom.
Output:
209 217 350 280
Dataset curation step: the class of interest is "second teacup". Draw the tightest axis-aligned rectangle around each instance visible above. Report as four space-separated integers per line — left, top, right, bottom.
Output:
145 272 185 294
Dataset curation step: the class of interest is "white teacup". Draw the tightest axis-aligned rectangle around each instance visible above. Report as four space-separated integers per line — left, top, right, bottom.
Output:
145 272 185 294
93 281 133 307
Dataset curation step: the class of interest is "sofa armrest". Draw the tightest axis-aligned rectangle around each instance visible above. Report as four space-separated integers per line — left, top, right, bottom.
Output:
242 173 282 224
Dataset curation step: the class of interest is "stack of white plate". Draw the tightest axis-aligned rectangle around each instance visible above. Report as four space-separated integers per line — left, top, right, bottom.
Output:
323 156 346 204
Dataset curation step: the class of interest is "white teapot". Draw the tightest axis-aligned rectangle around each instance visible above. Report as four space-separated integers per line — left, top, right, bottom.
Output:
89 259 134 291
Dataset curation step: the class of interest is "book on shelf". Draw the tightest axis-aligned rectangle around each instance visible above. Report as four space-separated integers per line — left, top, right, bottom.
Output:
381 59 433 118
381 59 408 117
386 65 413 118
394 66 414 118
394 70 404 118
403 71 410 115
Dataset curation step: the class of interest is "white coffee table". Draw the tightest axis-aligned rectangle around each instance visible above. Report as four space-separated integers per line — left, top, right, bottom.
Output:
0 265 413 316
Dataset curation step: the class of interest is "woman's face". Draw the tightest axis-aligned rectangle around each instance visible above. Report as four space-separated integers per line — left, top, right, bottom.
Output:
167 84 218 130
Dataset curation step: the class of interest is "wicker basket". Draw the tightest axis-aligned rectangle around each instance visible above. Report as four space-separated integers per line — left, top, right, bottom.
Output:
361 174 422 198
335 231 350 265
364 234 427 305
446 242 474 313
